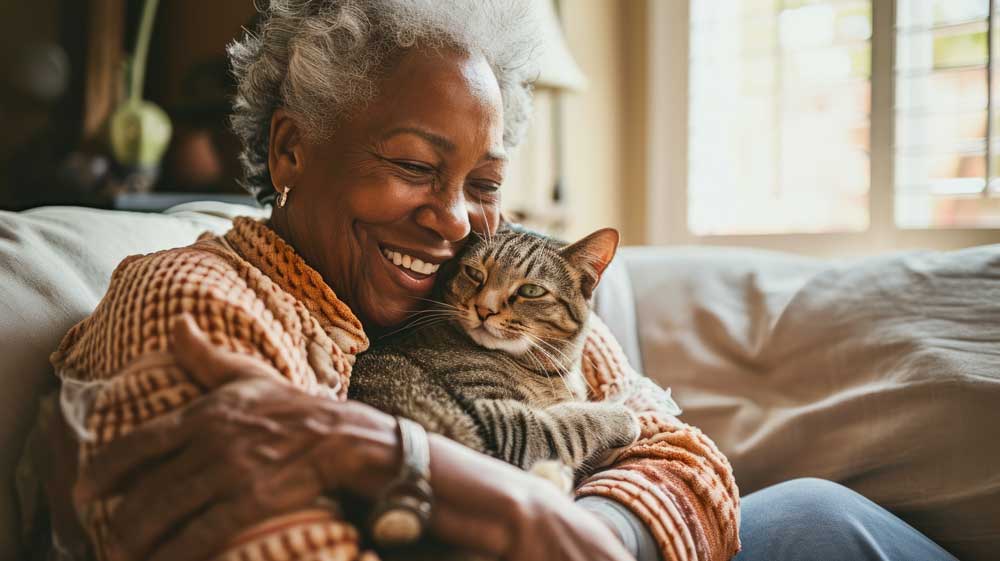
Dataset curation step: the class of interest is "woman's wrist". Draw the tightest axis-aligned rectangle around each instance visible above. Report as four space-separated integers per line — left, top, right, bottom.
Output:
577 496 659 561
424 432 533 554
579 501 628 544
314 400 402 498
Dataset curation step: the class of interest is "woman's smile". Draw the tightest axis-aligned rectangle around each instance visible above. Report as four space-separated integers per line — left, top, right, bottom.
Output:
374 240 451 296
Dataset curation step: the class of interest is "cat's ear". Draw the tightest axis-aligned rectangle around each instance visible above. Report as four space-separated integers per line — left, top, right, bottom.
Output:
560 228 619 299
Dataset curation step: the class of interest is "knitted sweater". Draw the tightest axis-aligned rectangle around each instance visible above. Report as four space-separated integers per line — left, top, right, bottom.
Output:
52 217 740 561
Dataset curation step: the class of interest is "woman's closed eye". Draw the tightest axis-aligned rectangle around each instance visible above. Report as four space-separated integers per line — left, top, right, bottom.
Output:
391 159 437 177
469 179 501 195
466 177 503 206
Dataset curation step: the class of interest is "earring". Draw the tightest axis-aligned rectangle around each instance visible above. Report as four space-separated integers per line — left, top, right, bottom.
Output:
276 185 291 208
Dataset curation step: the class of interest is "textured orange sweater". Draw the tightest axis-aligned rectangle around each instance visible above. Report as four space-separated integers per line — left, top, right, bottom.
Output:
52 217 740 561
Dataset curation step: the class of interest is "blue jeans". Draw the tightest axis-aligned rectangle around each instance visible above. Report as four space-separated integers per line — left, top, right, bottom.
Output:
735 478 957 561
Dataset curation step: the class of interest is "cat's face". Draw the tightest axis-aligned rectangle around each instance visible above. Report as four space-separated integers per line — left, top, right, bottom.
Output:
441 228 619 360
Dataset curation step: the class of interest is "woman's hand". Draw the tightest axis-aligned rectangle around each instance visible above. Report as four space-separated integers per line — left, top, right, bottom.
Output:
423 434 636 561
75 317 403 561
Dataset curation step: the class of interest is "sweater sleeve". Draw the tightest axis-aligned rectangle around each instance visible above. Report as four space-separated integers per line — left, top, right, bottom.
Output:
51 244 361 561
575 315 741 561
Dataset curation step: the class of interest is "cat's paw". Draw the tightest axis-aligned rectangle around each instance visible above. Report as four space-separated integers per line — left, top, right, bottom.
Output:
595 409 642 468
529 460 574 494
608 406 642 448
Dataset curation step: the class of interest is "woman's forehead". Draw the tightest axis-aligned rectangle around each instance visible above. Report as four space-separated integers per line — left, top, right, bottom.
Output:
361 48 506 153
390 48 502 102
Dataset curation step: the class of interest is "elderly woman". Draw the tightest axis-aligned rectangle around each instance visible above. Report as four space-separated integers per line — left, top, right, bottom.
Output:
44 2 958 561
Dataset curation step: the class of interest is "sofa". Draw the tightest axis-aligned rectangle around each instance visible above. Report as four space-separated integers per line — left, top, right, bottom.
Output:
1 203 998 561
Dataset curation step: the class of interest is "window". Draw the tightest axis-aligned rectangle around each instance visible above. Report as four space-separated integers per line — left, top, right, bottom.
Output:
649 0 1000 253
689 0 872 235
895 0 998 228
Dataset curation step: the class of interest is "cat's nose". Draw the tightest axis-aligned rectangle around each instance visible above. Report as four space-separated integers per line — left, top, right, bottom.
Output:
475 305 497 321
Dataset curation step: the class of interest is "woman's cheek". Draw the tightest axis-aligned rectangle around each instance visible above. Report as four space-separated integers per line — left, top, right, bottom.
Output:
349 180 427 224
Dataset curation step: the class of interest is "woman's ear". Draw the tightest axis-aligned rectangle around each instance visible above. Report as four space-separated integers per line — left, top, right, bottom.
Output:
560 228 620 299
268 109 306 195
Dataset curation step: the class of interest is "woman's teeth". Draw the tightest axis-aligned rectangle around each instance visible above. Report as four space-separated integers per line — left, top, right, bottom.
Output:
382 248 440 275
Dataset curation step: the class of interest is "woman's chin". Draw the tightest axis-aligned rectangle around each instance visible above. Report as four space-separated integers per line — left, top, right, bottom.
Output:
356 292 413 332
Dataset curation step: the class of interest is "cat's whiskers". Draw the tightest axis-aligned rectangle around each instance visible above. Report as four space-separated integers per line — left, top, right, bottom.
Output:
379 318 442 338
521 331 595 399
531 334 576 364
401 308 463 319
517 332 578 396
532 333 602 396
410 297 465 312
527 342 576 398
478 199 493 244
521 331 576 371
391 300 467 322
507 327 567 367
526 350 569 404
518 345 557 395
378 310 463 340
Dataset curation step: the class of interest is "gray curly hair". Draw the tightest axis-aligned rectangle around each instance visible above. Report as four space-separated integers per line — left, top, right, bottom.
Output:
228 0 541 204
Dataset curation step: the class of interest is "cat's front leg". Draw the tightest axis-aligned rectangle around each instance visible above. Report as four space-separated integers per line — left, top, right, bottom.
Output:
541 401 641 470
472 399 640 474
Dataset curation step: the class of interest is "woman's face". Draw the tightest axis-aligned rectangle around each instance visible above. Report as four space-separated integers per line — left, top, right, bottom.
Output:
268 48 506 330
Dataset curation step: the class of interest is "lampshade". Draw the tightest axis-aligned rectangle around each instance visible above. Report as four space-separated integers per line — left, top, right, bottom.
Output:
533 0 587 91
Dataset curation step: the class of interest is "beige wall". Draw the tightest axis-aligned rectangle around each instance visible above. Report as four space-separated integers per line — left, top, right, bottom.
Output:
560 0 628 242
482 0 648 244
620 0 651 245
550 0 649 245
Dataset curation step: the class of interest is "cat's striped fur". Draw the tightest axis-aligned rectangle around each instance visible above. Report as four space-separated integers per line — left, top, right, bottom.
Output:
350 227 639 480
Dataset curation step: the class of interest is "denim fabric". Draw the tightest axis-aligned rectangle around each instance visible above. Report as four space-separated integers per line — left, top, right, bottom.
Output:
736 478 958 561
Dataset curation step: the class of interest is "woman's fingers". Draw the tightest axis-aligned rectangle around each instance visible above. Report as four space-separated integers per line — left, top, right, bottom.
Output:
171 314 280 388
144 496 245 561
144 464 329 561
430 503 510 557
107 441 221 551
76 406 197 502
110 461 233 561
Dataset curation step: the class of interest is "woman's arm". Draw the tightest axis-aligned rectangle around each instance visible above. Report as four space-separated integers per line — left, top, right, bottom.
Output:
577 315 742 561
71 317 637 561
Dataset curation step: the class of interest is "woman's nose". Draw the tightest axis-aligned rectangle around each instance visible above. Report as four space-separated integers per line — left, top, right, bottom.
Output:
414 185 472 242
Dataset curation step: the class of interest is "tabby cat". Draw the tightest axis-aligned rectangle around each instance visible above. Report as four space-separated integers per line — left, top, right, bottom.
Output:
349 226 640 489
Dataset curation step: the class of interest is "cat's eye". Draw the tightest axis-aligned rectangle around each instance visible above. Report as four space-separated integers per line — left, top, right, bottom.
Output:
464 265 485 284
517 284 548 298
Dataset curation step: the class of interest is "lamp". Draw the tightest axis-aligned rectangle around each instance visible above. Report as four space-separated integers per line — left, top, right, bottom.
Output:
506 0 586 235
533 0 587 92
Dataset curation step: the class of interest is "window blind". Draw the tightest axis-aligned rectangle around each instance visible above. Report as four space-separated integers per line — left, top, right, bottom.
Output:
895 0 1000 228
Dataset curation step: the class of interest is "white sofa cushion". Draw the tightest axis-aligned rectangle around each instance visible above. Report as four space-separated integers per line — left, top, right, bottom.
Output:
623 245 1000 561
0 202 264 558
